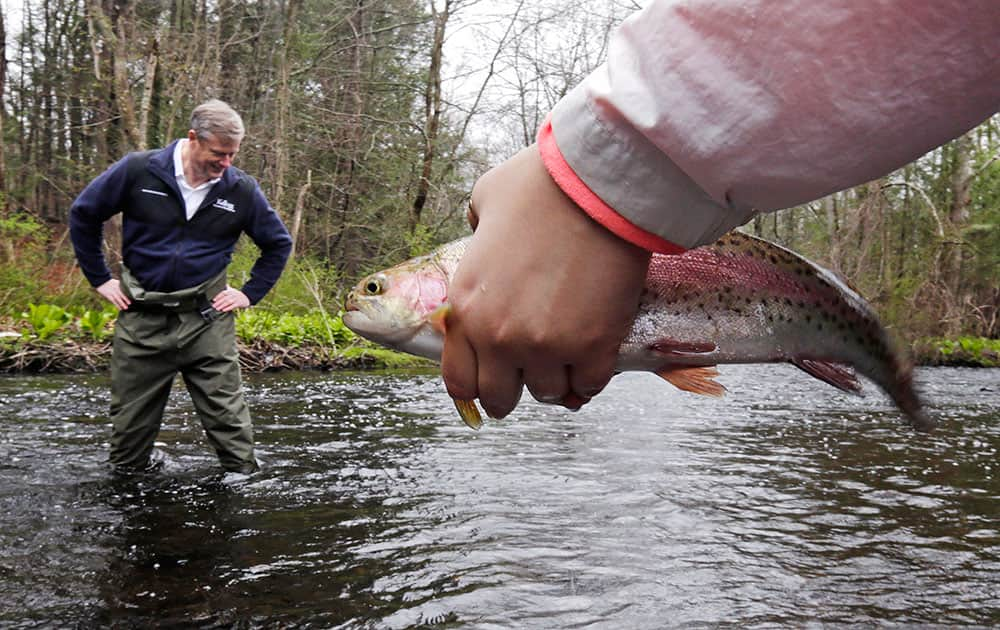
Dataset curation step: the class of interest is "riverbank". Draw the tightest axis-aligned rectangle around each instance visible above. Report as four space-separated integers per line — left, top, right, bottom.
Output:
1 334 996 374
0 306 434 374
0 334 431 374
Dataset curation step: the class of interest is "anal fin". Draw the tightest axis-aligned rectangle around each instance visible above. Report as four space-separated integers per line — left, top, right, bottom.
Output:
655 365 726 397
792 358 861 394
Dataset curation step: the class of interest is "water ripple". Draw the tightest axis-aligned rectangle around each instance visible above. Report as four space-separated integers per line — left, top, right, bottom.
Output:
0 366 997 627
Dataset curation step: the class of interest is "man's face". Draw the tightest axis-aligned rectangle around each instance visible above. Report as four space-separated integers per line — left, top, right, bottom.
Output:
187 131 241 180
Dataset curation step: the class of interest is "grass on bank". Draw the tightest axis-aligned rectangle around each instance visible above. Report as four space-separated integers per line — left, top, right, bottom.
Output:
1 302 428 372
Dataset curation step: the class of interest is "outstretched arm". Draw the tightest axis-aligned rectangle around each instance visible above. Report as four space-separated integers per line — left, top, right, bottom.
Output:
440 0 999 417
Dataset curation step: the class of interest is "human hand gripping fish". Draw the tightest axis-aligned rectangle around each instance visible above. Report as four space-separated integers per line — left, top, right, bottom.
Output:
343 232 932 432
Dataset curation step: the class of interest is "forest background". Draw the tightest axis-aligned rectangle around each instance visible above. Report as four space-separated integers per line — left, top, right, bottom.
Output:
0 0 997 368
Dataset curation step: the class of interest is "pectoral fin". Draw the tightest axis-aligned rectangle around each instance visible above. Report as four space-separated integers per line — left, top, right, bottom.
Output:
655 365 727 397
453 398 483 430
429 303 451 334
792 358 861 393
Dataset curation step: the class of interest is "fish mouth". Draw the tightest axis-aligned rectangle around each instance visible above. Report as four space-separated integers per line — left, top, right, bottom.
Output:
341 310 420 346
344 292 362 313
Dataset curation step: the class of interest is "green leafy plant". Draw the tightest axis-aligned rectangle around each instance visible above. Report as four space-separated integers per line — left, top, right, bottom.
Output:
77 306 117 341
235 309 356 348
916 336 1000 367
21 303 73 341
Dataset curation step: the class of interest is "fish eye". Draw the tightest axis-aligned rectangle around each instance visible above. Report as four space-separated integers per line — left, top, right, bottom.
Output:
364 277 383 295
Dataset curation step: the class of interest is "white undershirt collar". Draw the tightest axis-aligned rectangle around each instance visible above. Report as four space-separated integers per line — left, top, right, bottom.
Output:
173 139 221 220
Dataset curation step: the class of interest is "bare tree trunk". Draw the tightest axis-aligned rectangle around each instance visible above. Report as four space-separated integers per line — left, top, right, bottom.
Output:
942 131 974 334
289 170 311 262
137 33 162 150
272 0 300 215
821 194 841 270
335 1 368 250
0 4 6 213
87 0 142 150
410 0 450 232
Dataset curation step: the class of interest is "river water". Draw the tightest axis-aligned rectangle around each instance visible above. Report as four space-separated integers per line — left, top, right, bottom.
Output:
0 365 997 628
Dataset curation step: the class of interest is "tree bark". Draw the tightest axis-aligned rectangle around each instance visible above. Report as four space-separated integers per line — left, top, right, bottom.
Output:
942 131 974 334
0 5 7 213
87 0 142 150
289 170 312 262
410 0 449 232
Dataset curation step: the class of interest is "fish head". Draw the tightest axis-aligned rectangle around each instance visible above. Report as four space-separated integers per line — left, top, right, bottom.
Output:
343 239 468 360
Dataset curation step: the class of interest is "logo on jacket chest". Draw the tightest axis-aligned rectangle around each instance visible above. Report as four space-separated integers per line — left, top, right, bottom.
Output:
212 198 236 213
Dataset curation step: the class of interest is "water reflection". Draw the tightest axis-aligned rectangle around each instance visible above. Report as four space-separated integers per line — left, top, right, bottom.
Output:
0 366 997 627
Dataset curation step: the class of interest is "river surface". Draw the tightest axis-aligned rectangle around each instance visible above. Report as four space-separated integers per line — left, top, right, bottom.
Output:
0 365 997 628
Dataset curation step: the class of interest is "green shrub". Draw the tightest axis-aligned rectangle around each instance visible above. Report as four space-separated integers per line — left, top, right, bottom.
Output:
236 308 356 348
77 305 117 341
916 336 1000 367
21 303 73 341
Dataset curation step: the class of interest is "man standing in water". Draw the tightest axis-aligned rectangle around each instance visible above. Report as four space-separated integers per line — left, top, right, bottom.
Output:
70 99 292 474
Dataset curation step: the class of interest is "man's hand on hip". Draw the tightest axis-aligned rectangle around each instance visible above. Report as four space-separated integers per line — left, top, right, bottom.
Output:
96 279 131 311
212 287 251 312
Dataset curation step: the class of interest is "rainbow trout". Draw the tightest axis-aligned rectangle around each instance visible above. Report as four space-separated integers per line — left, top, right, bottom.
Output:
343 232 931 432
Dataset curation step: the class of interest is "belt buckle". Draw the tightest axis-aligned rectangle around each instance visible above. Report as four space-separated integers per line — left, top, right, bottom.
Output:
199 304 224 322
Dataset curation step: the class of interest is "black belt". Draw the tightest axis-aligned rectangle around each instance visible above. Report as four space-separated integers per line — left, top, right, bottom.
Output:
126 294 225 322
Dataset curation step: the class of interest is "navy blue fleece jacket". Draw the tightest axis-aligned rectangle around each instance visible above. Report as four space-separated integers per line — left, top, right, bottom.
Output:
69 141 292 305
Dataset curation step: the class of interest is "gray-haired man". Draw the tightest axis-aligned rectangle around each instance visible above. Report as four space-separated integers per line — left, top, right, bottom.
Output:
70 99 292 474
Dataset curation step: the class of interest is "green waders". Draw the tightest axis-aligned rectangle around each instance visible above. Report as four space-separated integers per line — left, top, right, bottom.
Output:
109 268 258 474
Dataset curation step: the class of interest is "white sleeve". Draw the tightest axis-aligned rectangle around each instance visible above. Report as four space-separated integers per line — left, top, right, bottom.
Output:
545 0 1000 250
